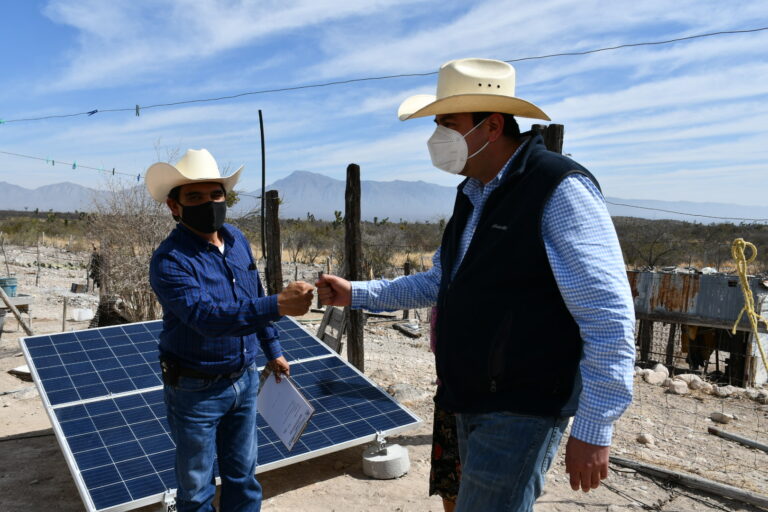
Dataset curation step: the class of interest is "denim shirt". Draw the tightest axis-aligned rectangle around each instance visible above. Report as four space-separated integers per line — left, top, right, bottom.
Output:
149 222 282 374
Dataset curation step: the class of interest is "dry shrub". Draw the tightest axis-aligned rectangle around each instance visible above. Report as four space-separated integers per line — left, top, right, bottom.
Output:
88 181 174 322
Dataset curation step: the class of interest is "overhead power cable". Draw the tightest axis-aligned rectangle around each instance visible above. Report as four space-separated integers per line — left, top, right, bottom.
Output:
505 26 768 62
0 150 141 181
606 201 768 222
1 26 766 124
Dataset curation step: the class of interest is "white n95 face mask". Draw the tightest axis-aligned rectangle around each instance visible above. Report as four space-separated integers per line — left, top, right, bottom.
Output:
427 118 490 174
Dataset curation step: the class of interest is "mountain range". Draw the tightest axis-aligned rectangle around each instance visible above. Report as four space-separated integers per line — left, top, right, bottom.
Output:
1 171 767 224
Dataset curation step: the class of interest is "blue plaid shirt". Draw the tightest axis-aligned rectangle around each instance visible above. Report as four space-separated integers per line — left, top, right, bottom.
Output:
351 143 636 446
150 223 282 374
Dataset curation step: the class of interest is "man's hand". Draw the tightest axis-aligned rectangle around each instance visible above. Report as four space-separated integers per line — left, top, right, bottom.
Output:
565 436 610 492
277 281 314 316
315 274 352 306
266 355 290 383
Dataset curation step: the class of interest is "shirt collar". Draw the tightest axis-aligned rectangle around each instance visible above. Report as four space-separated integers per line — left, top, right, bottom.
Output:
462 137 530 200
174 222 233 251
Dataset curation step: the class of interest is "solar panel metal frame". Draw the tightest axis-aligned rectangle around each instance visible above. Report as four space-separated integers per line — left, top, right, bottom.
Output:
21 317 422 512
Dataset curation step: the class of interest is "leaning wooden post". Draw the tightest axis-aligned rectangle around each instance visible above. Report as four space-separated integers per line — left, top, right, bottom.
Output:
0 286 33 336
345 164 364 371
265 190 283 295
402 261 411 320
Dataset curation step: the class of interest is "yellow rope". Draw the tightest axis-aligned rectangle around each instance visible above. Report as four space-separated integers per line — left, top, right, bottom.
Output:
730 238 768 374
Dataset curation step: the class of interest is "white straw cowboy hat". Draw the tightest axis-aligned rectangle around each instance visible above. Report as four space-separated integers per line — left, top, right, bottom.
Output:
145 149 243 202
397 58 550 121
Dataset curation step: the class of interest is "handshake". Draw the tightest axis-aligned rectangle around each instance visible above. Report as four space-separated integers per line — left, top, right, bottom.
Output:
275 274 353 317
276 281 315 316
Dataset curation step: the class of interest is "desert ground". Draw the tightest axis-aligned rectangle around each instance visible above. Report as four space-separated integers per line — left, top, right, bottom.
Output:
1 244 767 511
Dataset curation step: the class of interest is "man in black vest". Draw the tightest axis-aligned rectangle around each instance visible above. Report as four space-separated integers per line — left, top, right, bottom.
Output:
317 58 636 511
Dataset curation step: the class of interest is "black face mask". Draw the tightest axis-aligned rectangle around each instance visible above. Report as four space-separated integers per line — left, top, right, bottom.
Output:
180 201 227 233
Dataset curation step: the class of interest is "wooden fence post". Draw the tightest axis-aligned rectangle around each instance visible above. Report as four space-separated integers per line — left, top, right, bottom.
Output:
0 233 10 276
402 261 411 320
345 164 364 371
100 239 109 297
532 123 565 154
36 233 41 287
665 323 677 366
639 319 653 363
265 190 283 295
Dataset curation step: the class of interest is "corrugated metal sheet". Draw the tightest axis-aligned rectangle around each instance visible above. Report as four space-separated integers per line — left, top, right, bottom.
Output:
628 271 768 331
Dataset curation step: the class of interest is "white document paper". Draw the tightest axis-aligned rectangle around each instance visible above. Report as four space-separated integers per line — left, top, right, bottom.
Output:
257 373 315 451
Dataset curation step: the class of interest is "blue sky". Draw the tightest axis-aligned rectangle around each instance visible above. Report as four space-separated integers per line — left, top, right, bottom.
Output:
1 0 767 205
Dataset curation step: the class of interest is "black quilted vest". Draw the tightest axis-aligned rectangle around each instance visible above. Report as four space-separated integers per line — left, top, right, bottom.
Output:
434 134 599 417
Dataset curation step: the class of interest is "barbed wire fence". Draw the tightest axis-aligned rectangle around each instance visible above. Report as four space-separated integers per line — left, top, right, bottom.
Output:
617 320 768 503
0 239 91 281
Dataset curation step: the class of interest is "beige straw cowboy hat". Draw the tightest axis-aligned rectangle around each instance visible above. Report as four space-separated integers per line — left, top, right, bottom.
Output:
145 149 243 202
397 58 550 121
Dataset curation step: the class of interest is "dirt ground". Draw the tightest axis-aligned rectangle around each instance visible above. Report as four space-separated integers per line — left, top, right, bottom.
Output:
1 245 767 511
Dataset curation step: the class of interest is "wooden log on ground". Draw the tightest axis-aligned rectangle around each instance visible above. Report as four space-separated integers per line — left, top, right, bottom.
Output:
610 456 768 509
364 312 397 319
393 322 421 338
708 426 768 454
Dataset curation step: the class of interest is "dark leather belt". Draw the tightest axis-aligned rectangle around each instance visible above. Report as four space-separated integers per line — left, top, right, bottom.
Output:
177 365 247 381
160 356 247 386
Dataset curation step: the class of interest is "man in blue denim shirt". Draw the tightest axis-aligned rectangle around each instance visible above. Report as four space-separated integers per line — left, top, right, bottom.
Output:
146 149 314 512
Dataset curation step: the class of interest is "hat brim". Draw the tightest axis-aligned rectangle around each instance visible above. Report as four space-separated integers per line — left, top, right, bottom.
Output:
145 163 243 202
398 93 550 121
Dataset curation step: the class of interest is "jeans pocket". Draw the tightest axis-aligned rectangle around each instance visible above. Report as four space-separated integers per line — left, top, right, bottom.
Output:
539 417 567 474
175 376 213 392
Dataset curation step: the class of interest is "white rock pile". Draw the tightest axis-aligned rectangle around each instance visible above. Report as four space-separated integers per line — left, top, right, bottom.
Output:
633 366 768 403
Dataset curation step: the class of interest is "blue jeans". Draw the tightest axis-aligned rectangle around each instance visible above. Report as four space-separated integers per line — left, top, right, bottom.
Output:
455 412 569 512
164 365 261 512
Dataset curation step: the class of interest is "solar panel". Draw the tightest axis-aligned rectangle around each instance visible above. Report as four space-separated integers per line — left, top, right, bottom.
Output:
24 318 335 406
21 317 421 512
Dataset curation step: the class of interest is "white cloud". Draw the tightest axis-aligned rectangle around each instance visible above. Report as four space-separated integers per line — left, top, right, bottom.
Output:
4 0 768 208
41 0 429 90
308 0 768 79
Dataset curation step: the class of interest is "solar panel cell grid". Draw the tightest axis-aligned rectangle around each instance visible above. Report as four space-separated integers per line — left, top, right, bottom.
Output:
53 389 177 510
25 323 165 406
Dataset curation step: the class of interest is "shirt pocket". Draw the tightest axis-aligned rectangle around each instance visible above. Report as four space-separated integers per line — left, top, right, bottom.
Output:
228 259 261 298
